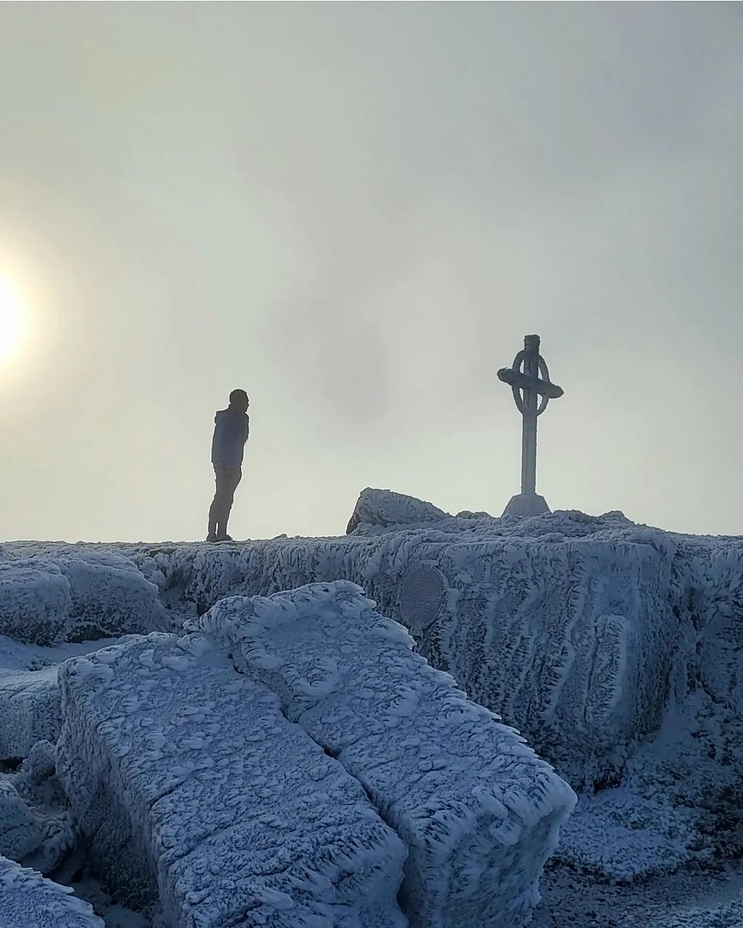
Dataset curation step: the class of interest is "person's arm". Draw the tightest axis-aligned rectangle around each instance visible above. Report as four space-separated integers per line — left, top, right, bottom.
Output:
211 418 224 464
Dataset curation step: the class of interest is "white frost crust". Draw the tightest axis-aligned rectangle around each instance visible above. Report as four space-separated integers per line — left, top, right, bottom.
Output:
0 854 104 927
0 666 61 762
56 632 408 928
0 551 168 645
194 581 577 928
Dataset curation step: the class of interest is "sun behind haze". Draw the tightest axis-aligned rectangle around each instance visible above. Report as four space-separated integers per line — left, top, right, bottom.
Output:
1 4 742 542
0 273 27 365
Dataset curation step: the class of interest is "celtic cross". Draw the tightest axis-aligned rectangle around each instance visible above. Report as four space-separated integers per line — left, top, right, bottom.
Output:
497 334 563 517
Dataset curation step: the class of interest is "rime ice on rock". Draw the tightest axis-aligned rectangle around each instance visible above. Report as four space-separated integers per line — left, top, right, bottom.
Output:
0 780 44 862
0 855 104 928
0 742 75 875
6 502 743 873
0 561 71 645
0 552 167 645
56 633 408 928
346 488 449 534
0 665 61 762
177 506 676 787
194 581 577 928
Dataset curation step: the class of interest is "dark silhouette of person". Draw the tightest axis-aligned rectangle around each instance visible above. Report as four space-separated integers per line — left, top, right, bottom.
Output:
207 389 250 542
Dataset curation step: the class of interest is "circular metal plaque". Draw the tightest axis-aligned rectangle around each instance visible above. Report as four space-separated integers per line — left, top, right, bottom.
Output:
398 566 446 636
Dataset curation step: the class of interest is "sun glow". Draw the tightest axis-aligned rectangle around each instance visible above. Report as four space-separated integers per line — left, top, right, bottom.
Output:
0 275 25 365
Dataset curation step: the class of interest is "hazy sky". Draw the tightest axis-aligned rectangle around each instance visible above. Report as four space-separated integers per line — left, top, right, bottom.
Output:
1 3 742 542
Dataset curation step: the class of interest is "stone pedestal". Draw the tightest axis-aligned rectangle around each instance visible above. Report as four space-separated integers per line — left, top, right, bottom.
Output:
502 493 550 517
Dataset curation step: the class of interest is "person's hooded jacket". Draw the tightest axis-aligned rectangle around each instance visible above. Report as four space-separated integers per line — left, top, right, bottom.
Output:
211 407 249 467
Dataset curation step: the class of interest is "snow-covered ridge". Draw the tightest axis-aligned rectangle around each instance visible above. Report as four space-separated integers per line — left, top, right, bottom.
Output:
3 492 742 788
2 488 743 896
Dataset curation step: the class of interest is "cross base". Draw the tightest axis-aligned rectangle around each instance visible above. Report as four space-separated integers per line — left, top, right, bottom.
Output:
501 493 551 518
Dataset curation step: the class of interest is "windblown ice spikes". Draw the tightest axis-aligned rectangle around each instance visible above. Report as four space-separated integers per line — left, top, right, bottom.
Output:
0 855 104 928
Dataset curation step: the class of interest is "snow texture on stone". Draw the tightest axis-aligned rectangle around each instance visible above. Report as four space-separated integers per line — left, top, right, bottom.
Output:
0 560 70 646
0 550 168 645
0 634 121 762
0 633 122 675
56 632 408 928
0 666 61 762
0 854 104 928
531 857 743 928
193 581 577 928
0 741 76 875
0 779 44 862
5 494 743 880
167 511 676 789
553 788 702 882
126 503 731 789
346 489 448 533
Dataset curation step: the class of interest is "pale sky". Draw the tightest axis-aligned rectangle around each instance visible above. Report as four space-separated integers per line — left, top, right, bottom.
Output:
1 3 742 542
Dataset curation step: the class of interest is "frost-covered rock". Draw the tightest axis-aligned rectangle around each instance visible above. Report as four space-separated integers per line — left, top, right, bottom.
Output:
16 742 76 875
172 519 679 788
5 506 741 793
346 488 449 534
0 742 76 875
0 666 61 762
6 497 743 880
0 560 71 646
0 779 44 862
58 552 169 641
649 898 743 928
553 788 702 881
194 581 577 928
668 538 743 714
0 551 168 645
56 633 408 928
0 854 104 927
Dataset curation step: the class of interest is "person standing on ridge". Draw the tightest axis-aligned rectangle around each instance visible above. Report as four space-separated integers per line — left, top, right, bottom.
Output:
207 389 249 542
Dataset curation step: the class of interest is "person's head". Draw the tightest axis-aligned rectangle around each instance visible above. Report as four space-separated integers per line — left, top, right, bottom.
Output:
229 388 249 412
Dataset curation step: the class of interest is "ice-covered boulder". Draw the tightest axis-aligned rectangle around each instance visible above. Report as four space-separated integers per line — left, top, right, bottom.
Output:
56 632 408 928
411 532 678 787
0 742 76 875
194 581 577 928
668 538 743 714
0 779 44 862
346 488 449 534
0 666 61 762
0 854 104 928
0 552 168 645
0 560 71 646
172 518 679 787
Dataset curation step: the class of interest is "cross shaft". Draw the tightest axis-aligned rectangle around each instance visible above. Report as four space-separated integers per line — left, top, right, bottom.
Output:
497 334 563 514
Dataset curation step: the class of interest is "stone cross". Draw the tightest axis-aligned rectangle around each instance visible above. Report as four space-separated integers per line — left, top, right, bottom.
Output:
497 334 563 517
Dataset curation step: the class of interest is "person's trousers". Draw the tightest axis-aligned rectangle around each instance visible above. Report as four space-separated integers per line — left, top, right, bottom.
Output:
208 465 242 537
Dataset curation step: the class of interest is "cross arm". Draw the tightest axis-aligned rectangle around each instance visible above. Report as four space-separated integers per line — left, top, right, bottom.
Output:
497 367 564 399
